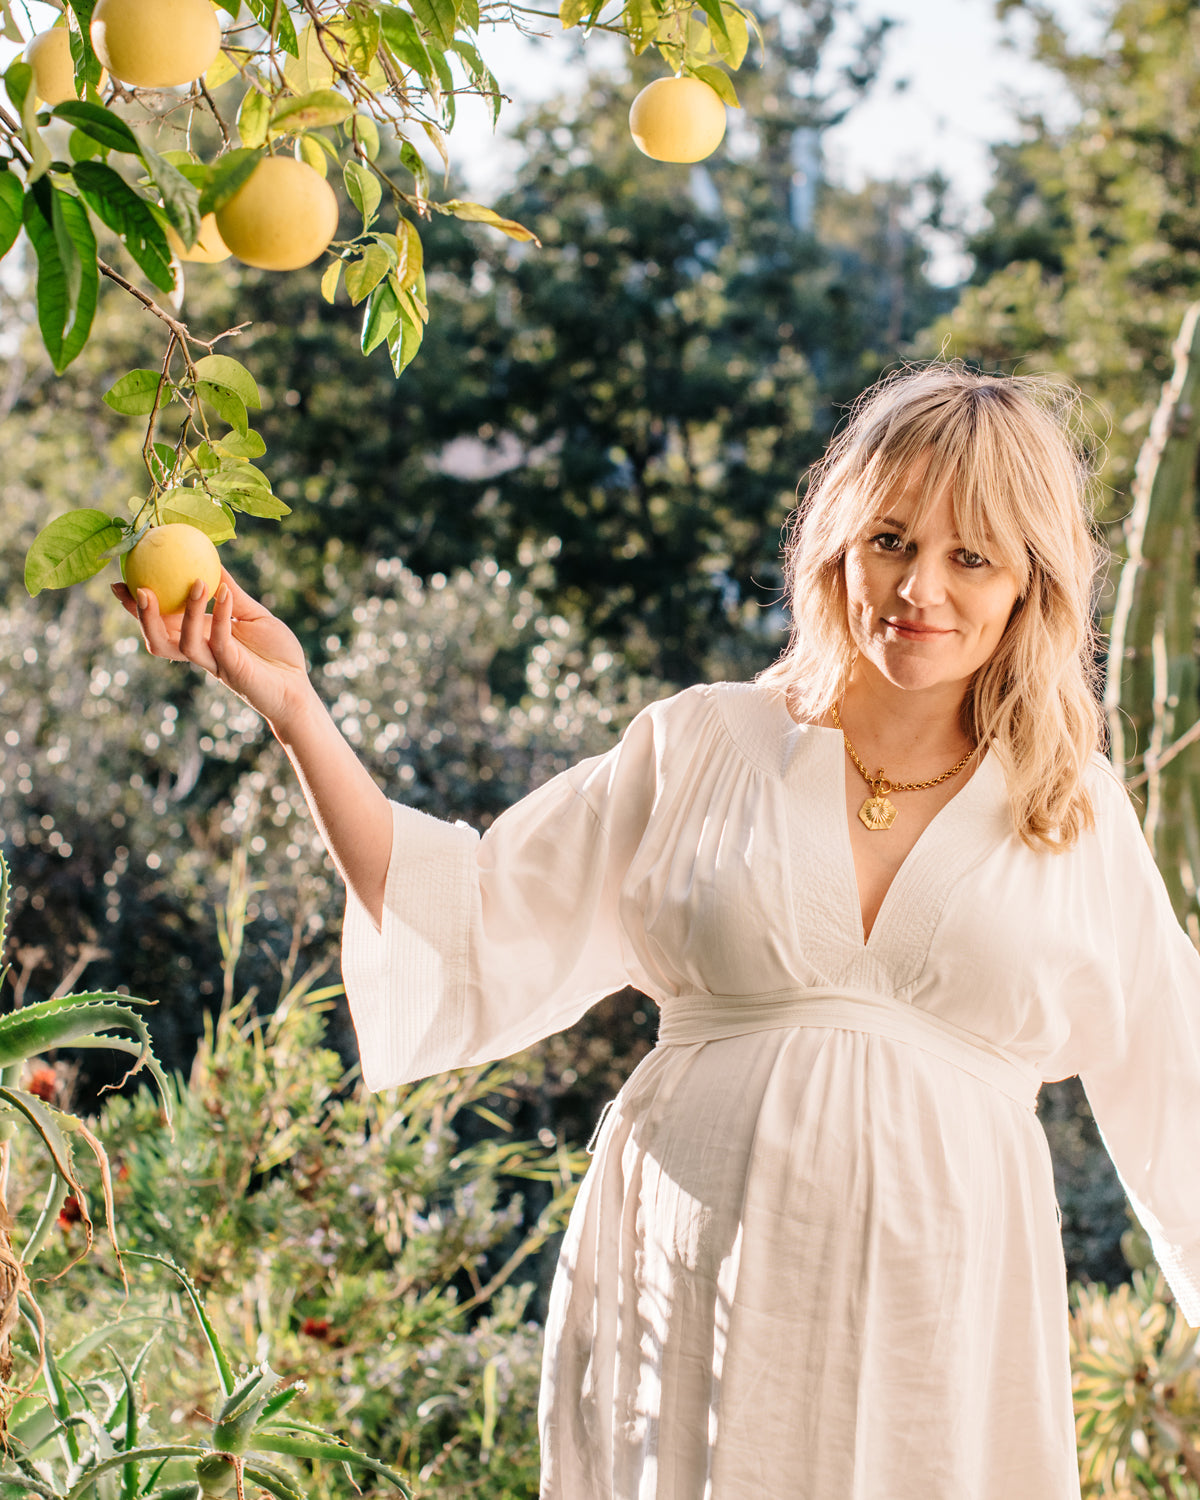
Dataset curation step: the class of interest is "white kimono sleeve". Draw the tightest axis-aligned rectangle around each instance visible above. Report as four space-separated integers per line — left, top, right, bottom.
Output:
1080 776 1200 1327
340 705 659 1091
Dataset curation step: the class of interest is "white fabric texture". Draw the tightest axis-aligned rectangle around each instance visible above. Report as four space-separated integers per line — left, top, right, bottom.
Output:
341 680 1200 1500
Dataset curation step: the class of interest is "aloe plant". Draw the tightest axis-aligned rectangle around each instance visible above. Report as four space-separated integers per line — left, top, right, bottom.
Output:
0 1253 411 1500
0 849 171 1426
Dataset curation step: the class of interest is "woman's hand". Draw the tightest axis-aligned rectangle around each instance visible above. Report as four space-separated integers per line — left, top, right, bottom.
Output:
112 569 315 731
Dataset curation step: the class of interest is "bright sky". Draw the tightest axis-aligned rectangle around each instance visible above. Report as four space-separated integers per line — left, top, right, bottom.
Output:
441 0 1106 280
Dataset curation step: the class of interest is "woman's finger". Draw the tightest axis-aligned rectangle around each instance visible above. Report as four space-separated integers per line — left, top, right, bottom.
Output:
208 581 239 680
134 588 188 661
177 578 219 672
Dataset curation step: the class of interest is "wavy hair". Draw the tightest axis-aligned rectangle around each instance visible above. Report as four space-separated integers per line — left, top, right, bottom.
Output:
758 362 1106 851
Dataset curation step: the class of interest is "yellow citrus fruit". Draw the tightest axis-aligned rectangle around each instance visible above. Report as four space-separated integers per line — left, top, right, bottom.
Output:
25 28 97 106
629 75 727 164
214 156 339 271
121 523 222 615
90 0 221 89
166 212 231 264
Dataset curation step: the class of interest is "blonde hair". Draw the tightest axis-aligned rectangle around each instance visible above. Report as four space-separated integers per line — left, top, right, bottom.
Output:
759 362 1106 851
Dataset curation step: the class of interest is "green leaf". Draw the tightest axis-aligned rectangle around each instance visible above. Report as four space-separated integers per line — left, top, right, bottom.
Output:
344 241 391 304
450 39 500 124
269 88 352 135
349 112 380 160
398 139 430 199
206 461 271 492
343 159 381 228
65 0 104 86
7 60 52 183
361 279 400 354
558 0 591 25
198 146 262 217
241 0 299 55
155 488 237 541
0 0 21 42
410 0 455 46
3 57 31 114
380 6 433 74
690 63 738 108
237 86 271 149
0 167 21 260
142 143 201 242
320 256 343 303
51 99 141 155
25 509 123 593
192 353 262 410
694 0 731 54
104 368 169 416
710 2 748 67
435 198 539 243
195 380 249 436
214 428 267 458
68 126 106 161
391 217 423 288
71 160 175 292
23 182 98 372
217 488 291 518
388 305 423 376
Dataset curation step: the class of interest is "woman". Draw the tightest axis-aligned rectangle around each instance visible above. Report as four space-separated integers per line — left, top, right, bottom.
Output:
115 363 1200 1499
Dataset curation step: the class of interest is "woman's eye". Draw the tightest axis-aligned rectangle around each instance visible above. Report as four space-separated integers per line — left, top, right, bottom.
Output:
871 531 905 552
957 550 989 569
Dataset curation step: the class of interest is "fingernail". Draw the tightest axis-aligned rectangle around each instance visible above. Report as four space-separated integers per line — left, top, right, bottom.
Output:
216 583 229 605
136 589 150 610
190 578 206 601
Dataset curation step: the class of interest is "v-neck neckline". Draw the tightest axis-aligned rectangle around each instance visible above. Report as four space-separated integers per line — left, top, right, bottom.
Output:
828 733 996 948
760 689 1004 955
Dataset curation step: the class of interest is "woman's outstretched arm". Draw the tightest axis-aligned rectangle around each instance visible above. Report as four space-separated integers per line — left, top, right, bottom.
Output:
112 570 391 930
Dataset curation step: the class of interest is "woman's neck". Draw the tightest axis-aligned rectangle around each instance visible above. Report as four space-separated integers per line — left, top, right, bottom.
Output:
834 666 975 779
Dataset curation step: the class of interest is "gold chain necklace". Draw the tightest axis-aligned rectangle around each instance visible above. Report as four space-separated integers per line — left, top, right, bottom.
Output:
830 701 977 832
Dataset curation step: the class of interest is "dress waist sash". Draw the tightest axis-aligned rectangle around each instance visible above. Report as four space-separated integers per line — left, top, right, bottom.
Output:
656 988 1041 1111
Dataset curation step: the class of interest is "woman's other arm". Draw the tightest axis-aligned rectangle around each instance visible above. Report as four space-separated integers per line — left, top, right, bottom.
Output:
112 571 391 929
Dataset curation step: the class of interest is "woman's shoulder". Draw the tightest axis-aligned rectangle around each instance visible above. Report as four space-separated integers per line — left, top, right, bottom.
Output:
628 678 822 780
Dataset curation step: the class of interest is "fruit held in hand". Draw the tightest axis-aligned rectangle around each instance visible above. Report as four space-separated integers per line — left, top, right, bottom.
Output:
629 75 727 163
166 212 231 264
25 28 84 105
214 157 340 271
122 523 222 615
90 0 221 88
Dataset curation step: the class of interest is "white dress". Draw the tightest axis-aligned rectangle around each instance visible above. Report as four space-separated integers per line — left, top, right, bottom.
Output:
341 680 1200 1500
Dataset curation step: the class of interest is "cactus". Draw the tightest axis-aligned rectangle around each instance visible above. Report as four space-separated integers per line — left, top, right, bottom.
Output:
1105 301 1200 933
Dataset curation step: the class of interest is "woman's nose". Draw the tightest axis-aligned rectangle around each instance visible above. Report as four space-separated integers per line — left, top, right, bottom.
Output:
897 553 948 607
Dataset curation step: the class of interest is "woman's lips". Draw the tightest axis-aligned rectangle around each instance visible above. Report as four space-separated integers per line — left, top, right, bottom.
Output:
884 618 953 639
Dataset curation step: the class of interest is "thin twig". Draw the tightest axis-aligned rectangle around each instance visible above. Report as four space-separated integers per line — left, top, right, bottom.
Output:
199 78 232 148
1124 715 1200 789
97 259 250 363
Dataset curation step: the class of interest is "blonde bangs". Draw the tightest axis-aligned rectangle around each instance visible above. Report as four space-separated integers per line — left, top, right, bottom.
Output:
759 361 1106 852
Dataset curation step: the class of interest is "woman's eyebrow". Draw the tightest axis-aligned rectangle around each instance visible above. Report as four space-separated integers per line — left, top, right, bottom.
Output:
873 513 965 541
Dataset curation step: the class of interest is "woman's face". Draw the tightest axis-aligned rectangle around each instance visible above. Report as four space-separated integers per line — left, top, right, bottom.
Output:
842 464 1022 698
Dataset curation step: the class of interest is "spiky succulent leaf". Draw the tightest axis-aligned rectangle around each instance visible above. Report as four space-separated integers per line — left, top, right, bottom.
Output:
250 1432 411 1493
0 997 170 1118
240 1466 303 1500
64 1446 205 1500
122 1255 232 1396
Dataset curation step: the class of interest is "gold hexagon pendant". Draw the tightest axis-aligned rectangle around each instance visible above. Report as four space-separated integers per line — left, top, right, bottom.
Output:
858 795 897 831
